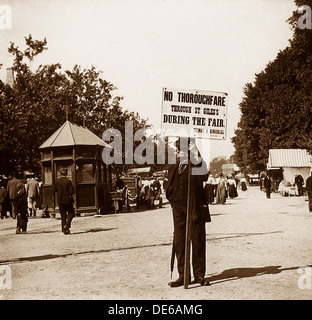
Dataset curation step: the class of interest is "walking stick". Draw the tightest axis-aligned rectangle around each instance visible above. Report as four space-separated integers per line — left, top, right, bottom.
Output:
170 233 175 279
184 157 192 289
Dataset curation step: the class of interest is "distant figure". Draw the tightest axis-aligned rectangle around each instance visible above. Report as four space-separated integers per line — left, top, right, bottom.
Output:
227 175 238 199
7 173 20 219
306 172 312 213
163 178 168 192
214 174 220 197
115 175 125 190
15 182 28 234
55 168 75 235
263 173 272 199
215 173 227 204
294 174 304 196
115 175 125 212
0 184 8 219
205 174 215 204
240 176 248 191
26 173 40 216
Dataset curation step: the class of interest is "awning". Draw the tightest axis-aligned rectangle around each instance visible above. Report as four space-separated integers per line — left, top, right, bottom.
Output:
267 149 312 168
127 167 151 174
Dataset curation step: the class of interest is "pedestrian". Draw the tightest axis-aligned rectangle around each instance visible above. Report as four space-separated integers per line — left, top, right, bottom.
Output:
213 174 220 197
227 175 238 199
240 176 248 191
6 172 20 219
55 168 75 235
205 174 215 204
26 173 40 216
263 172 272 199
215 173 227 204
115 175 125 212
306 172 312 213
0 183 8 219
294 174 304 196
37 177 43 210
15 182 28 234
166 140 210 287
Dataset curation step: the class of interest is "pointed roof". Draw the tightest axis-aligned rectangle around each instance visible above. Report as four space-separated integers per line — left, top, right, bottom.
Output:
39 121 110 149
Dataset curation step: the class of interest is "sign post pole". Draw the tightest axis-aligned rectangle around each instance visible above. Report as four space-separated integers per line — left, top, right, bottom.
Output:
184 139 192 288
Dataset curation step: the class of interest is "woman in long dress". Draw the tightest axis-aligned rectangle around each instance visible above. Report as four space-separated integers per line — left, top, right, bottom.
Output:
216 174 227 204
205 174 215 204
228 175 238 199
241 176 247 191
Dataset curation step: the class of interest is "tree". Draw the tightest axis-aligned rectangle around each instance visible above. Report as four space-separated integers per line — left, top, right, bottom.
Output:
209 156 228 176
232 0 312 171
0 35 149 174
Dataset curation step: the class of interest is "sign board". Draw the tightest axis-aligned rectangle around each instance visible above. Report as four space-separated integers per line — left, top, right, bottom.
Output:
161 87 228 139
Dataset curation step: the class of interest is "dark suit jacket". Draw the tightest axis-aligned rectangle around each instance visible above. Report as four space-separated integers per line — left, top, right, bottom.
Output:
306 176 312 191
166 160 209 222
55 177 75 205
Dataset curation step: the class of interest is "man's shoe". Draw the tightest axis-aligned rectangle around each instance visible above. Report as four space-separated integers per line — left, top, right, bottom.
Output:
194 277 211 286
168 278 184 288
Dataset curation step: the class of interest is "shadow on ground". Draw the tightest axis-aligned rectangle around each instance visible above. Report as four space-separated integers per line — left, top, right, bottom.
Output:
205 265 312 285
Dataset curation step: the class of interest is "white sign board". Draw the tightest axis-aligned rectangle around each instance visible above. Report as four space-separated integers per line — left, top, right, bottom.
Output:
161 87 228 139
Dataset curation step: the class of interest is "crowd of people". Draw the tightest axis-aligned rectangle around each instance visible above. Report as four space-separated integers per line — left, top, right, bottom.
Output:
138 177 163 208
113 175 164 212
203 173 248 205
260 172 306 199
0 172 42 234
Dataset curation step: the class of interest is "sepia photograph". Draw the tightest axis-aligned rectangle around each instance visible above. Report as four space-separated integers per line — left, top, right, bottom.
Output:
1 0 312 306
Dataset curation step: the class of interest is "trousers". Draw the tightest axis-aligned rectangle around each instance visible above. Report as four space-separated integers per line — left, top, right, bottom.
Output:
59 203 75 231
16 212 28 231
172 205 206 280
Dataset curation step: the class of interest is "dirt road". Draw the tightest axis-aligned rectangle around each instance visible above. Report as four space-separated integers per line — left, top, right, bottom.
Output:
1 186 312 300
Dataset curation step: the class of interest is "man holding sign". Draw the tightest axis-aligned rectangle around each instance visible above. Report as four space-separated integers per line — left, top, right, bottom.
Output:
161 87 227 288
166 138 211 288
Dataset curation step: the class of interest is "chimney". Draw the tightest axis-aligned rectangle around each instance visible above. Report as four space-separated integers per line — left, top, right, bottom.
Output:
6 68 14 87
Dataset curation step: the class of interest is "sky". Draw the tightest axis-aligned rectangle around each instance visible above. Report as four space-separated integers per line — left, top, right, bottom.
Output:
0 0 297 162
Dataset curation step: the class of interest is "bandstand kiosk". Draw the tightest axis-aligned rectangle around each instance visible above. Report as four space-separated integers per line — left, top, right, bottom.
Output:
39 120 112 215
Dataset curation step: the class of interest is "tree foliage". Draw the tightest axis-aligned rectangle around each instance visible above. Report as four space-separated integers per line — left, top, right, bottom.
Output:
232 0 312 172
0 35 150 174
209 157 228 176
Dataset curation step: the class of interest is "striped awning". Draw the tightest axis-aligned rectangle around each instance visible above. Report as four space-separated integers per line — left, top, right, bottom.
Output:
268 149 312 168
